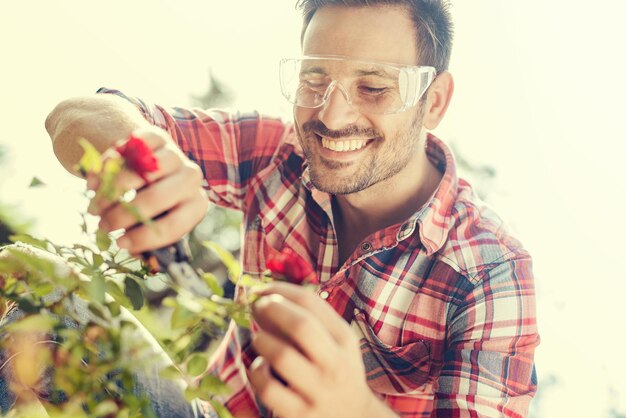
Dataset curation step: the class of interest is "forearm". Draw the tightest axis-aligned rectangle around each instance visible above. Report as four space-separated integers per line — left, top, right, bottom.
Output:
45 94 152 175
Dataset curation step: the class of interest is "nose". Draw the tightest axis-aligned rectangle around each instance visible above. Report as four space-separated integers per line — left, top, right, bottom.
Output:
318 81 360 130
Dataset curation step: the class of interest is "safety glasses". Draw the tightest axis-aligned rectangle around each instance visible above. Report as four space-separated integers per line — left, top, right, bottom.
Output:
279 55 436 115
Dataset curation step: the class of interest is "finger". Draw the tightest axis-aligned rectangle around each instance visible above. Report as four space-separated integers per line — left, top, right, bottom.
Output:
116 190 208 254
87 125 179 216
86 172 99 192
252 294 338 368
98 163 203 232
130 126 169 149
248 356 309 418
89 146 184 216
254 282 353 346
252 328 321 401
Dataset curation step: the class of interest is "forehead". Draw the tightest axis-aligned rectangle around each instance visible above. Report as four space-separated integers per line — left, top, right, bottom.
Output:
299 57 399 81
302 5 418 67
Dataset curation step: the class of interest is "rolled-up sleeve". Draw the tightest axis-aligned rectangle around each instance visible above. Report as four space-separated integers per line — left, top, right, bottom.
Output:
96 87 295 211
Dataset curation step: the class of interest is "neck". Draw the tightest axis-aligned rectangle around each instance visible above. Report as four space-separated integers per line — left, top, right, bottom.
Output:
332 135 442 260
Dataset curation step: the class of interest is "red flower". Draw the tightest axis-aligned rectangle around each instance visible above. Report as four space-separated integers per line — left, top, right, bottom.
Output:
266 248 318 285
115 134 159 182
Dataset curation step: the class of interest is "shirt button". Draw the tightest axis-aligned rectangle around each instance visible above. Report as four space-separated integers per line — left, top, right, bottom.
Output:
361 242 372 252
319 290 330 300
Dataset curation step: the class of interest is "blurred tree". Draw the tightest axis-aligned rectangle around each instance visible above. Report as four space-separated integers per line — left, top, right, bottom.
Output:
608 384 626 417
190 69 235 109
448 142 497 201
0 148 32 244
528 374 558 418
0 205 31 245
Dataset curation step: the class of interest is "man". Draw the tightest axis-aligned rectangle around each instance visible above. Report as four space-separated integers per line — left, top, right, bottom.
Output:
45 1 539 417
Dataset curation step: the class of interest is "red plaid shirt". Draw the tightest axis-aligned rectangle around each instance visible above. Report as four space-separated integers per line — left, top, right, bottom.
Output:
99 88 540 418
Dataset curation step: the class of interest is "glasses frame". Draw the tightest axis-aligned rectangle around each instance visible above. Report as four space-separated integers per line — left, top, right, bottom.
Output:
279 55 437 115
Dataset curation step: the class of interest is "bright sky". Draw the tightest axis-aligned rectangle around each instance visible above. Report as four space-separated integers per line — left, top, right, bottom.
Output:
2 1 625 416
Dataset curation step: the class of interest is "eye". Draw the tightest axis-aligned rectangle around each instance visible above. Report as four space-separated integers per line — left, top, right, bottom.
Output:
358 86 389 96
299 76 329 91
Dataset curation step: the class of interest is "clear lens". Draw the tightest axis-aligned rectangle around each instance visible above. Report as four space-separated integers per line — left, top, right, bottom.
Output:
279 56 435 115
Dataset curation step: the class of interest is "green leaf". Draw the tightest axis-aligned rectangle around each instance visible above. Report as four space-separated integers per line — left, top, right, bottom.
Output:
106 280 132 308
3 248 57 279
28 177 46 188
201 272 224 297
98 158 123 201
161 297 177 309
80 213 89 234
87 302 108 321
67 256 89 267
124 276 144 310
92 252 104 267
203 241 241 283
230 311 251 329
187 353 208 377
200 375 232 397
107 300 121 317
9 234 49 250
208 399 234 418
76 137 103 175
96 230 112 252
6 314 56 333
184 386 204 402
32 282 54 298
170 334 192 361
87 273 106 304
170 305 196 329
93 399 119 416
159 365 183 381
237 273 265 289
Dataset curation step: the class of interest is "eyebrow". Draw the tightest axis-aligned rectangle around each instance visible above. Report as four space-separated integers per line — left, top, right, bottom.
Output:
354 69 395 80
300 66 327 75
300 65 396 80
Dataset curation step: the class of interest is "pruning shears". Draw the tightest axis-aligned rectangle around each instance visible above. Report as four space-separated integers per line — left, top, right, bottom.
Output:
143 240 213 298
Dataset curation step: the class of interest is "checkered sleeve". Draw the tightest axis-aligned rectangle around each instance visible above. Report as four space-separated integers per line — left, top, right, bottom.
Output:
193 320 261 417
433 254 539 418
96 88 294 211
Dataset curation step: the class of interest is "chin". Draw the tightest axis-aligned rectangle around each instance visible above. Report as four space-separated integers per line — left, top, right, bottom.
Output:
308 164 372 195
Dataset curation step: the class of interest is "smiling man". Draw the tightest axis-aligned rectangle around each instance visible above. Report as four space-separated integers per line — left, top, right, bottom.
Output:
45 1 539 417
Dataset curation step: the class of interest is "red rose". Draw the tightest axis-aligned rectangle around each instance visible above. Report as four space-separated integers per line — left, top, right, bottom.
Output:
115 134 159 182
266 248 318 285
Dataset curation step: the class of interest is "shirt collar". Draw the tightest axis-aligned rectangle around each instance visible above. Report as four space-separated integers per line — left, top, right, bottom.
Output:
414 133 458 256
300 132 459 256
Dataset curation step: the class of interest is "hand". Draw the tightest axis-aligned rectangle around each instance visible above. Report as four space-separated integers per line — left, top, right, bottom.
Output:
87 127 208 255
248 282 397 418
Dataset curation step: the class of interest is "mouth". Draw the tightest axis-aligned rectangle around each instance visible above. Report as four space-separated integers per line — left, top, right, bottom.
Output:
313 132 376 154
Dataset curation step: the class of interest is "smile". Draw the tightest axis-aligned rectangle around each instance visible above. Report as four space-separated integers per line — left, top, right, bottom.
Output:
320 138 369 152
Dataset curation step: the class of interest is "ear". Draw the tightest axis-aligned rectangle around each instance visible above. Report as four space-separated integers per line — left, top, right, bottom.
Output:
422 71 454 130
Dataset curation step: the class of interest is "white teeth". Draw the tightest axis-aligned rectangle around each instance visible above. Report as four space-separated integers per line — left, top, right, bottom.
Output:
321 138 367 152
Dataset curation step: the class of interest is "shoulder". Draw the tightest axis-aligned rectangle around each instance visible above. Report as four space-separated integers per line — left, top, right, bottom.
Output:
436 178 530 285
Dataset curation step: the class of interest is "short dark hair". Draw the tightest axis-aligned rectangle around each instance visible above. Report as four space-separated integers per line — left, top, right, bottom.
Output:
295 0 454 74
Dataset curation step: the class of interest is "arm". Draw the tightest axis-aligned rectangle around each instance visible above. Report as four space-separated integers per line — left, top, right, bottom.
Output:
93 88 297 211
44 93 207 254
434 256 540 417
45 94 152 175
